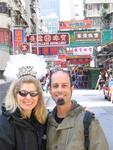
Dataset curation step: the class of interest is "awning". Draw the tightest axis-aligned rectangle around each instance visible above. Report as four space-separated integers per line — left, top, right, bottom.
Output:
102 57 113 64
101 40 113 49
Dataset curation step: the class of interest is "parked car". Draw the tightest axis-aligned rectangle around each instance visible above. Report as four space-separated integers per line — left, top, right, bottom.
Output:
110 90 113 103
103 78 113 102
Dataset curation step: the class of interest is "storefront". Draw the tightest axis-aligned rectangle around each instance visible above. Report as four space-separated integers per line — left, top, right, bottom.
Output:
71 66 100 89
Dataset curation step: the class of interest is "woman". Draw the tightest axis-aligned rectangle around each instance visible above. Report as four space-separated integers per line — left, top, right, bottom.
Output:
0 73 48 150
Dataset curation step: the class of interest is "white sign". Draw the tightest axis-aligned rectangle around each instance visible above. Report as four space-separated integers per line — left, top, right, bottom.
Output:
66 47 94 55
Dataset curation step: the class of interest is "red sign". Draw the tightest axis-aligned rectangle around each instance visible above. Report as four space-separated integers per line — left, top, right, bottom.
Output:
59 19 93 30
67 55 91 65
13 28 24 54
38 47 58 55
54 60 61 65
58 54 68 60
20 43 29 52
54 61 67 68
0 28 12 47
27 33 70 47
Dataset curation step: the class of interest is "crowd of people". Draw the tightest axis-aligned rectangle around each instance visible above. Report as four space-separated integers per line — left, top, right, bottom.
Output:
0 62 109 150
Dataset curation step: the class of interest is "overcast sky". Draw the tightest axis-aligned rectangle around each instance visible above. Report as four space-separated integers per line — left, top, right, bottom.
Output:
60 0 84 21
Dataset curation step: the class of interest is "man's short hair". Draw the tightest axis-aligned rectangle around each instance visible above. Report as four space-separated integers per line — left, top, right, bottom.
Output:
48 68 73 87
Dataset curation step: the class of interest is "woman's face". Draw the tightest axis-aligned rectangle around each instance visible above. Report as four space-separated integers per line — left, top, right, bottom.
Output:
16 83 39 116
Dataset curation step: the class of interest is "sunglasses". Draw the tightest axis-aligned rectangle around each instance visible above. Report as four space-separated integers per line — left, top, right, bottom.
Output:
18 90 39 97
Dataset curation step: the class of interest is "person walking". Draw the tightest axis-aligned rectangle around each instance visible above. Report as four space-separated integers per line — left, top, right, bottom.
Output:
46 69 109 150
98 72 105 90
0 66 48 150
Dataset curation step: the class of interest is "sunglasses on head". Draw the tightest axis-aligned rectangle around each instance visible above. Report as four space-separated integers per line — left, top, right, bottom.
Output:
18 90 39 97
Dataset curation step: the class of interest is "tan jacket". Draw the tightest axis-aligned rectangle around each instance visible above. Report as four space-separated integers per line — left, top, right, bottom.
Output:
47 101 109 150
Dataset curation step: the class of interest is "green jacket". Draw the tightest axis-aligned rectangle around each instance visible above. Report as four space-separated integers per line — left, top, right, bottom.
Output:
47 101 109 150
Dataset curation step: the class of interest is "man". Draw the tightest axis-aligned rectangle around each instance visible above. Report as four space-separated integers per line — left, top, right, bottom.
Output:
46 69 109 150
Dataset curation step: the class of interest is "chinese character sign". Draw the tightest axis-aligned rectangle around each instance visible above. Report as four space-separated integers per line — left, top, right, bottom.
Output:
0 29 12 47
66 47 94 56
13 28 24 54
27 33 70 47
75 32 101 41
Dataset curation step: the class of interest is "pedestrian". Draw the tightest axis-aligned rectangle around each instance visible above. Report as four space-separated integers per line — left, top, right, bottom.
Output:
46 69 109 150
0 66 48 150
98 72 105 90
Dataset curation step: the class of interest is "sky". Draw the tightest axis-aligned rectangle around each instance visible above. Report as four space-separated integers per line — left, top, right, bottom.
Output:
60 0 84 21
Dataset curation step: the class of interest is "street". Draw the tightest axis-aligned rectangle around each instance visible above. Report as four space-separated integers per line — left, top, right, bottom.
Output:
44 89 113 150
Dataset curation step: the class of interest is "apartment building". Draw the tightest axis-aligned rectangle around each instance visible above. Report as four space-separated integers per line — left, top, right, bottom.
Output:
84 0 113 30
84 0 113 70
0 0 40 78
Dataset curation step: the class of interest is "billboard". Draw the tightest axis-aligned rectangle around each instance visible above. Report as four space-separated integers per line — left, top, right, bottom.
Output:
59 19 93 30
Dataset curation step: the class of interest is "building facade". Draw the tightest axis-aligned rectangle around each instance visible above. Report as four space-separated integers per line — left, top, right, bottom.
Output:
84 0 113 72
0 0 40 77
84 0 113 30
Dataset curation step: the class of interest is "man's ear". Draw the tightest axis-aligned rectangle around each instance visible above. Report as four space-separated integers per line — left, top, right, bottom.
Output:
71 85 74 90
48 86 51 93
71 85 74 95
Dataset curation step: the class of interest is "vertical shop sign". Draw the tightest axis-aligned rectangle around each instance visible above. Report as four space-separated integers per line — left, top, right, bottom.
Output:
0 28 12 47
12 28 24 54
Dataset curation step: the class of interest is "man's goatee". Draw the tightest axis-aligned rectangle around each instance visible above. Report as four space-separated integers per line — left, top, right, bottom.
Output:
56 98 65 105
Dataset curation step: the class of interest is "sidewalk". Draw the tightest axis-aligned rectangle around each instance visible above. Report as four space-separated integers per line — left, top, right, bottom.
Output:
0 81 10 104
43 91 55 110
0 79 6 84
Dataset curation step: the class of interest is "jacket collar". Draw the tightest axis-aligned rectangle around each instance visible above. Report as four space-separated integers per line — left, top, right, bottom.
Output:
49 100 84 130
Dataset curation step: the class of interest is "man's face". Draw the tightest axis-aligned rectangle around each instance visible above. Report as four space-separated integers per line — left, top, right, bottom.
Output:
49 71 73 105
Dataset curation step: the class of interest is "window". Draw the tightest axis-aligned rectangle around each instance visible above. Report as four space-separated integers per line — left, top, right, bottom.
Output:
97 4 100 11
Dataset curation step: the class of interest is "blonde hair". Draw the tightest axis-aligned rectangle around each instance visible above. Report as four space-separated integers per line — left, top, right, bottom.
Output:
5 75 47 124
